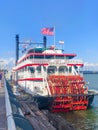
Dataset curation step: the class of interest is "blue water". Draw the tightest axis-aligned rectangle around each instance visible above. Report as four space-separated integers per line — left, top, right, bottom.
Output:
61 74 98 130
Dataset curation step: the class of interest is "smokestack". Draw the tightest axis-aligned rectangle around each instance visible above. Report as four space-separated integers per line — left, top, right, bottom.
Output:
16 34 19 65
43 36 47 48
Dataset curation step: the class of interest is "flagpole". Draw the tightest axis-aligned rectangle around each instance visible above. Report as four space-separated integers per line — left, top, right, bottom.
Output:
53 26 55 47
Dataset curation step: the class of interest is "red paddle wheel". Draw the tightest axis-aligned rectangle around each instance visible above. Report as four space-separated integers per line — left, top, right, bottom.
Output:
47 75 88 112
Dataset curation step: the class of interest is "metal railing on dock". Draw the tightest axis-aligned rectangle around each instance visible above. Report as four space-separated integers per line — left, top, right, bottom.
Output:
4 79 34 130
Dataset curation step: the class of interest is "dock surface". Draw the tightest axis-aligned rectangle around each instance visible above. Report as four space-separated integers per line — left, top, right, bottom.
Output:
0 86 7 130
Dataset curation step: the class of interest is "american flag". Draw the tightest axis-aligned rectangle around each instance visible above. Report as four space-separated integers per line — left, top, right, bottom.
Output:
41 27 54 35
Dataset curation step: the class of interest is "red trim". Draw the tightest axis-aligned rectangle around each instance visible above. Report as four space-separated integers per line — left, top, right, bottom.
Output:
18 77 43 81
67 64 75 66
76 64 84 66
67 64 84 66
14 63 48 71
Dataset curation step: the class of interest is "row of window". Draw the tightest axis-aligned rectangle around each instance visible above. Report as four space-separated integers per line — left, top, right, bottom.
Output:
18 55 69 64
17 65 73 74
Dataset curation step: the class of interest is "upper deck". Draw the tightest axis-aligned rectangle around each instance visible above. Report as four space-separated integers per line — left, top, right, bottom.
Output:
14 46 83 70
18 47 76 63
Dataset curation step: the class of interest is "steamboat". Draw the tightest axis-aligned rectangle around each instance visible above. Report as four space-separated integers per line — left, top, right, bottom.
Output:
13 35 94 112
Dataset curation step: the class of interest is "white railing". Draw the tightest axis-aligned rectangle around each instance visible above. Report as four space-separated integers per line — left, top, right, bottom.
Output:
14 59 83 70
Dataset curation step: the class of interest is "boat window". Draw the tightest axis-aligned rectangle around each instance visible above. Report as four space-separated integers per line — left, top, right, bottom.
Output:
47 66 57 74
69 67 72 73
43 66 46 71
45 55 54 59
74 66 78 72
36 66 41 73
56 56 64 59
30 55 33 59
34 55 44 59
28 67 35 73
58 66 68 73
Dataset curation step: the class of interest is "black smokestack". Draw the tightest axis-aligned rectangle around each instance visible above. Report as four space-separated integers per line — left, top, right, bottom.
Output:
43 36 47 48
16 34 19 65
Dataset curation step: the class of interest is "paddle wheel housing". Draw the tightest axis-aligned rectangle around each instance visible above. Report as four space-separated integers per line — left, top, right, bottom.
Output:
47 75 88 112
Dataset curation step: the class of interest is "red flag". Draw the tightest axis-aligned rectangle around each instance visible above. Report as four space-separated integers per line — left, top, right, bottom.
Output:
41 27 54 35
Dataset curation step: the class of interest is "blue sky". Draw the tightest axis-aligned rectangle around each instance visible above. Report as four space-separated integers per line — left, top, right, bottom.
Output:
0 0 98 65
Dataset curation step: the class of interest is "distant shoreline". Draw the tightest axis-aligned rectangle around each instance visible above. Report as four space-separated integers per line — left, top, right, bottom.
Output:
83 71 98 74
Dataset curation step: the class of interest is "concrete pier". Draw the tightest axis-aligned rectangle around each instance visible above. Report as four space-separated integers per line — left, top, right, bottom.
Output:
0 86 7 130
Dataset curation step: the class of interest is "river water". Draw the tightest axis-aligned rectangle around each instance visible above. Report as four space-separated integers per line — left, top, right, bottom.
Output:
60 74 98 130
